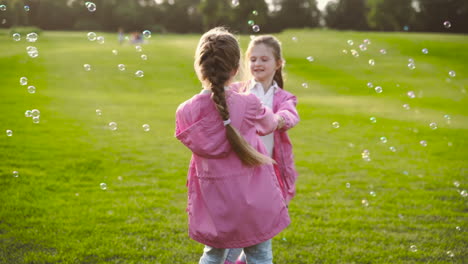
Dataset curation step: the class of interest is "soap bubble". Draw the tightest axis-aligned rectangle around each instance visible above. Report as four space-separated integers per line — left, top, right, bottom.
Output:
361 199 369 207
368 59 375 66
448 71 456 78
6 130 13 137
100 183 107 190
26 33 38 42
342 49 348 54
408 62 416 70
20 77 28 86
409 245 417 252
135 45 142 52
12 33 21 41
332 122 340 128
389 146 396 152
363 39 371 45
13 171 19 178
453 181 460 188
420 140 427 147
407 91 416 98
109 122 117 131
248 20 254 26
429 122 437 130
97 36 104 44
301 83 308 88
141 54 148 60
461 190 468 197
26 46 39 58
446 251 454 257
367 82 373 88
361 149 370 162
443 21 451 28
252 25 260 33
85 2 96 12
142 30 151 38
374 86 383 93
231 0 239 7
380 136 387 144
359 44 367 51
32 116 40 124
96 109 102 116
87 32 97 41
422 48 428 54
380 49 387 55
403 104 410 110
135 70 144 77
306 56 314 62
31 109 40 117
252 10 258 16
351 50 359 57
118 64 126 71
25 110 32 117
112 49 118 55
142 124 150 132
27 86 36 94
346 183 351 188
0 5 6 11
292 36 298 42
347 40 354 46
369 117 377 123
370 191 376 197
456 226 461 231
83 64 91 71
24 5 30 12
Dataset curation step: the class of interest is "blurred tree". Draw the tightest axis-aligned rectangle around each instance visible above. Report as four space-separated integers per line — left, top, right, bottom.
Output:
36 0 76 30
162 0 202 33
324 0 368 30
367 0 415 31
274 0 321 30
230 0 269 33
198 0 233 30
416 0 468 33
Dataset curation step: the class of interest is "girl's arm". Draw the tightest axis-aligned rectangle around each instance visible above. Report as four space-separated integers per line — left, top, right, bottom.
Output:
246 94 280 136
276 93 299 132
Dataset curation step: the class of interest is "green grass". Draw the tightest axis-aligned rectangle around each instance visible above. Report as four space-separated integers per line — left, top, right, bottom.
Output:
0 29 467 263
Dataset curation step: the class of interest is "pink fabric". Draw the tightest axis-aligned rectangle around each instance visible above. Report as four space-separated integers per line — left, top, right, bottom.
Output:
175 90 290 248
235 261 246 264
231 82 300 204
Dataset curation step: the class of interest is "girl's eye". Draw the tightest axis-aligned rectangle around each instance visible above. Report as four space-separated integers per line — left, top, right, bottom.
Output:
250 58 256 62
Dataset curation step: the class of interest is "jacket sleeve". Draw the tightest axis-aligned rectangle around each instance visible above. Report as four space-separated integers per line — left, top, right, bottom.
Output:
247 94 280 136
276 93 299 132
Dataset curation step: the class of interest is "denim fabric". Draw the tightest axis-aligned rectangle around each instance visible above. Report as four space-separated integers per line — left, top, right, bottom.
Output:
199 240 272 264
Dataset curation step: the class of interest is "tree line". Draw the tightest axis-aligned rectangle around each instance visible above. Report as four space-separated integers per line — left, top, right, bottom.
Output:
0 0 466 34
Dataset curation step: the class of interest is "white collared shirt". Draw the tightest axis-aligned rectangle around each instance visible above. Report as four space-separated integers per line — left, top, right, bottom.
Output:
249 80 279 157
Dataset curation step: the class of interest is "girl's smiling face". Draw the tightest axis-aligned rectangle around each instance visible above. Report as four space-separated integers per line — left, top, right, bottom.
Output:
249 44 281 86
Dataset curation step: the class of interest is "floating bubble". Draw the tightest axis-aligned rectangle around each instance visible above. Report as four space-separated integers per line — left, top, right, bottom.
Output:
118 176 123 181
24 5 30 12
26 33 38 42
363 39 371 45
443 21 451 29
407 91 416 98
446 251 454 258
420 140 427 147
370 191 376 197
368 59 375 66
12 33 21 41
347 40 354 46
367 82 373 88
302 83 308 88
85 2 96 12
403 103 410 110
380 49 387 55
389 146 396 152
252 10 258 16
13 171 19 178
135 45 142 52
109 122 117 131
231 0 239 7
456 226 461 231
408 63 416 70
25 110 32 117
429 122 437 130
361 199 369 207
403 171 409 176
448 70 456 77
422 48 428 54
141 54 148 60
27 86 36 94
118 64 126 71
87 32 97 41
97 36 104 44
83 64 91 71
351 49 359 58
374 86 383 93
380 136 387 144
348 143 355 148
31 109 40 117
461 190 468 197
346 183 351 188
6 130 13 137
100 183 107 190
409 245 417 252
292 36 298 42
444 114 451 120
32 116 40 124
135 70 144 78
403 25 409 31
370 117 377 123
112 49 118 55
248 20 254 26
359 44 367 51
95 109 102 116
342 49 348 54
447 141 453 147
306 56 314 62
453 181 460 187
20 77 28 86
361 149 370 162
0 5 6 11
332 122 340 128
142 124 150 132
252 25 260 33
26 46 38 58
142 30 151 38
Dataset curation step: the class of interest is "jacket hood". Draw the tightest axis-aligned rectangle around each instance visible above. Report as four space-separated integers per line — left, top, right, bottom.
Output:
176 110 231 159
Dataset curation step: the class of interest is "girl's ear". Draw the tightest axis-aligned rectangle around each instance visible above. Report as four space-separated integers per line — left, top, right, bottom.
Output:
276 59 283 70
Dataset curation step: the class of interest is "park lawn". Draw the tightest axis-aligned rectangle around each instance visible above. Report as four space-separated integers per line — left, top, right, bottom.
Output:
0 29 467 263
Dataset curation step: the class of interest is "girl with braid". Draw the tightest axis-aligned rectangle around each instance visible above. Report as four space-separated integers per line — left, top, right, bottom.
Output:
175 27 290 264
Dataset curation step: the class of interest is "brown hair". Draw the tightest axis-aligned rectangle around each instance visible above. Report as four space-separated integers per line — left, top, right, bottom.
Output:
194 27 273 166
246 35 284 89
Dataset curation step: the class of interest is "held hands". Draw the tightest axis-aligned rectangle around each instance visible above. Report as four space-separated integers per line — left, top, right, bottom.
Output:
277 115 285 130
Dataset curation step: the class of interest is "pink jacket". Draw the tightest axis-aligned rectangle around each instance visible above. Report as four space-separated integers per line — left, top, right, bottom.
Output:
231 82 299 204
175 89 290 248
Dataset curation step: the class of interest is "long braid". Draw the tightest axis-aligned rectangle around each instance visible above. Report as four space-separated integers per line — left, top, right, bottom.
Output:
194 27 274 167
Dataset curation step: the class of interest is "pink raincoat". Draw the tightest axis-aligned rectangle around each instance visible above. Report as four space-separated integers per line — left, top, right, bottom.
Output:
175 89 290 248
231 82 299 204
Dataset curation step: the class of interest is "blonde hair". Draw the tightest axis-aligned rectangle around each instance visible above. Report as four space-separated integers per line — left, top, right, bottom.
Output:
194 27 273 166
245 35 285 89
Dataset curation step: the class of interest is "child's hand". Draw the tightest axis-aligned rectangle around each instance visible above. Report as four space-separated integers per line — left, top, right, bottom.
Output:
277 116 285 130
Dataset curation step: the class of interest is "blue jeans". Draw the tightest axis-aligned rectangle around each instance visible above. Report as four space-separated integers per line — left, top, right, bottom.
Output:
199 239 273 264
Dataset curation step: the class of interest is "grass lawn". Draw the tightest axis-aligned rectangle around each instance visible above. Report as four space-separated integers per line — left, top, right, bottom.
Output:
0 28 467 263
